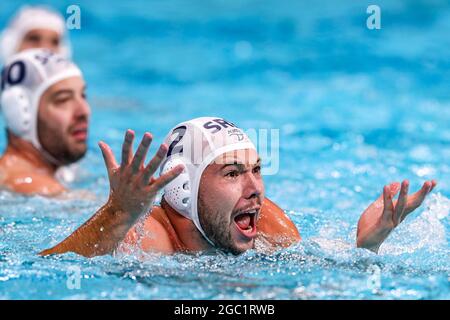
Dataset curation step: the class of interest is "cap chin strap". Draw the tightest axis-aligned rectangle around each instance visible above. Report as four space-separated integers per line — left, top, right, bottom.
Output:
40 146 64 167
13 118 65 167
161 156 217 248
162 143 257 249
190 143 257 248
27 69 82 167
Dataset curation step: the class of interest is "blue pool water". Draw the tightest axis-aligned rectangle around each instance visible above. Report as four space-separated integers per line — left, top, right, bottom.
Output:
0 0 449 299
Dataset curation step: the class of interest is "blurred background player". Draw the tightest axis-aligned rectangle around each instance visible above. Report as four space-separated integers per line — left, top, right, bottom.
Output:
0 5 71 64
0 49 89 195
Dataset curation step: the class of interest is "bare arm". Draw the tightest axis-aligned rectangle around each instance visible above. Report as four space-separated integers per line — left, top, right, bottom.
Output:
39 200 133 257
357 179 437 253
257 198 301 248
39 130 182 258
118 211 176 255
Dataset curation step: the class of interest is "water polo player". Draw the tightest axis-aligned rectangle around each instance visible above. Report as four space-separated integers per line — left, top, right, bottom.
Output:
40 117 436 256
0 49 89 195
0 5 71 64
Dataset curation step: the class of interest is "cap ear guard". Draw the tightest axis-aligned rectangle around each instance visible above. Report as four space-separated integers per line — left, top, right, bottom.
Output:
161 157 191 219
0 85 32 136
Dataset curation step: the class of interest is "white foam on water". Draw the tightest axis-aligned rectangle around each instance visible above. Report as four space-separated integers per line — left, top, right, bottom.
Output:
380 193 449 255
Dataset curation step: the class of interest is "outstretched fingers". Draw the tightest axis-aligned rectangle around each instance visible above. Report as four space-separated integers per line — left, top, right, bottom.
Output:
394 180 409 225
149 164 184 192
406 180 433 212
381 185 395 223
430 180 437 192
121 130 135 168
389 182 401 196
99 141 118 177
130 132 153 173
142 144 169 184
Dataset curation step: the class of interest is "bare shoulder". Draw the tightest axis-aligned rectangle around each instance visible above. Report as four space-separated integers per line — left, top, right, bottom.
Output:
2 171 65 196
257 198 301 247
121 206 175 254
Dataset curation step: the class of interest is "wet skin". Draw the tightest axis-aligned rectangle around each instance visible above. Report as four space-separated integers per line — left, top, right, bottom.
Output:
17 29 61 53
39 131 436 257
0 76 90 196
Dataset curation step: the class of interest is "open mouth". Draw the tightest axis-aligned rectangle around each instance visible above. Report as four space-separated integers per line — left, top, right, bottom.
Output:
233 209 258 239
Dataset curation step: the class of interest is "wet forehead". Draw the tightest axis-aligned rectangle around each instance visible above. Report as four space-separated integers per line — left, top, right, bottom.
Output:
25 28 61 37
40 76 85 105
46 76 85 94
212 148 259 166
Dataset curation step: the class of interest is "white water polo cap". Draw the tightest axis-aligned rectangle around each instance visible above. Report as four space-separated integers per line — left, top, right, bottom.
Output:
0 5 71 64
160 117 257 246
0 48 82 153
